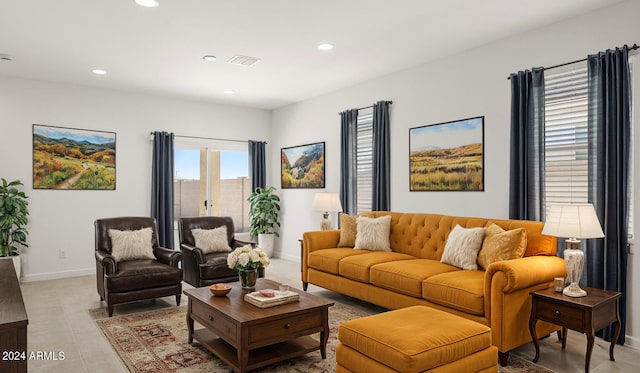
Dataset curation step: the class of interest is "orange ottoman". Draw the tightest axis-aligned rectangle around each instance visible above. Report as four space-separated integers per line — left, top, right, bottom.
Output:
336 306 498 373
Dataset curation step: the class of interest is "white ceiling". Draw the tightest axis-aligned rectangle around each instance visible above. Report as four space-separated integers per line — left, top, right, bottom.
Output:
0 0 625 110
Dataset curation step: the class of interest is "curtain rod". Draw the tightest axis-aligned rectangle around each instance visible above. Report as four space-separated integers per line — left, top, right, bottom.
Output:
338 100 393 115
507 43 638 80
149 133 266 144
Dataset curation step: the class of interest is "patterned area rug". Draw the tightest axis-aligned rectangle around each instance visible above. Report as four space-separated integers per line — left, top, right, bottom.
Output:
92 304 554 373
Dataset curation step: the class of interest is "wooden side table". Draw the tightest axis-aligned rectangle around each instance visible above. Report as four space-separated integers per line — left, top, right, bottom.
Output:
529 286 621 373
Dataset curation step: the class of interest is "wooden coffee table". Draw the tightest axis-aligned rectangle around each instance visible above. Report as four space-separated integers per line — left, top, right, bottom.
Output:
184 278 334 373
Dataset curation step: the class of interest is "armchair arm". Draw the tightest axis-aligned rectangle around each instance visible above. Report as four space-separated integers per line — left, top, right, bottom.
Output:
180 243 206 263
301 230 340 283
234 239 256 248
153 246 182 267
95 250 118 274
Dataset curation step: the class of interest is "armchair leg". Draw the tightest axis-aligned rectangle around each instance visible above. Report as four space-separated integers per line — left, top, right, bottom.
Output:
108 305 114 317
499 351 509 366
176 294 181 306
302 282 308 291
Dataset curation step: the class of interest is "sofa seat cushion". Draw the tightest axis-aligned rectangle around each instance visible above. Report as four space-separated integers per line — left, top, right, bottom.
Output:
423 270 485 316
338 306 493 372
308 248 369 275
370 259 458 297
199 253 238 279
339 252 415 283
106 260 182 292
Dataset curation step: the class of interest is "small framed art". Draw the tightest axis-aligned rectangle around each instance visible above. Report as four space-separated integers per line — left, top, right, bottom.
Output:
281 142 325 189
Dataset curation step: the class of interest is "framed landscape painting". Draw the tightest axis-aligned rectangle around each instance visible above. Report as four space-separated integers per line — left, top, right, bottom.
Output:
33 124 116 190
409 116 484 191
281 142 325 189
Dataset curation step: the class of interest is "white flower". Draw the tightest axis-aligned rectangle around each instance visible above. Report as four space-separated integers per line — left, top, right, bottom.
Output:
260 256 270 267
249 249 260 262
227 252 238 269
238 253 250 267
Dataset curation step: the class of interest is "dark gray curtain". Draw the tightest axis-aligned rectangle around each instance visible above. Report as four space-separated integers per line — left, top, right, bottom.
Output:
249 140 266 192
340 109 358 215
508 67 545 221
151 131 174 249
372 101 391 211
586 46 631 344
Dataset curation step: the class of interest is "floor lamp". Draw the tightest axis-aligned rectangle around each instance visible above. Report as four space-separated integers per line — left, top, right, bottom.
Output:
541 204 605 297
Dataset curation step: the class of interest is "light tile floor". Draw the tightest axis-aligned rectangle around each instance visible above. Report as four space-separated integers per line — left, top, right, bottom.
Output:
18 258 640 372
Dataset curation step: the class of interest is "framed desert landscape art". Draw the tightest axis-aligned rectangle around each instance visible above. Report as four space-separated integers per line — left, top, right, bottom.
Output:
33 124 116 190
409 116 484 191
281 142 325 189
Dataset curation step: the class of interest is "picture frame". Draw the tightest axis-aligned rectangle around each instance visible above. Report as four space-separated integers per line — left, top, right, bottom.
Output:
281 142 325 189
409 116 484 191
33 124 116 190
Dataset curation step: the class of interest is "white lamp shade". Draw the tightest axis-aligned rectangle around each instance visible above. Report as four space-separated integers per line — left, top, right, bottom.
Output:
312 192 343 212
541 204 605 239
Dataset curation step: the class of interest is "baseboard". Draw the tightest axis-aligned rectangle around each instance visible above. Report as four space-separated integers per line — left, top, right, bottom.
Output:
278 252 300 263
22 267 94 282
625 334 640 350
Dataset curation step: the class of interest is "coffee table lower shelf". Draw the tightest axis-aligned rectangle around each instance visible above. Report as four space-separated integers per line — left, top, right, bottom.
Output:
192 328 321 372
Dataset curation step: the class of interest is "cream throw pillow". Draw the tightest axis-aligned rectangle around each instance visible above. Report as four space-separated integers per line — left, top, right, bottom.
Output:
192 226 232 254
354 215 392 252
337 213 358 247
477 223 527 269
108 227 155 262
440 225 486 270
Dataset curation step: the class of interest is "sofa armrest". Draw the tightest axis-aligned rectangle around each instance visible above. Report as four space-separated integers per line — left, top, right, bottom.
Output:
484 256 567 294
95 250 117 274
301 230 340 283
483 255 566 353
154 246 182 267
234 239 256 248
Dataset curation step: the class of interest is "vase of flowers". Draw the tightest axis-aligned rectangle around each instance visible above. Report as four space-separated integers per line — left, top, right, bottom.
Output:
227 244 270 290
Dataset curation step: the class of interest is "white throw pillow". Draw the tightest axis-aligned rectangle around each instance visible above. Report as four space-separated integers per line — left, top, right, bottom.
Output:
440 225 486 270
108 227 155 262
192 226 232 254
354 215 392 252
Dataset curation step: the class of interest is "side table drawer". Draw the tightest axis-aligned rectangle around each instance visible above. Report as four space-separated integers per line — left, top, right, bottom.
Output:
250 311 322 344
537 300 585 332
192 301 237 344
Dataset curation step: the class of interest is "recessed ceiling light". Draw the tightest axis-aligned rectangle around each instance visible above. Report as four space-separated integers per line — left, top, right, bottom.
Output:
202 55 217 61
135 0 159 7
92 69 107 75
317 43 334 51
223 90 235 95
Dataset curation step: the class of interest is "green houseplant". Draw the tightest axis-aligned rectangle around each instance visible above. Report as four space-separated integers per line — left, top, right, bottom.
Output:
0 179 29 279
248 186 281 256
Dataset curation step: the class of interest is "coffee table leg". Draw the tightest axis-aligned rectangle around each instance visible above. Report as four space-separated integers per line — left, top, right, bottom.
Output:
187 301 194 344
320 308 329 359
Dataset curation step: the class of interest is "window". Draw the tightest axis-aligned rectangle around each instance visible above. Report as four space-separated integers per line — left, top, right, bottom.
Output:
174 140 249 233
355 108 373 214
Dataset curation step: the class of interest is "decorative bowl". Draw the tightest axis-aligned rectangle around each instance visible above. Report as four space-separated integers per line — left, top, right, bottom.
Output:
209 283 232 297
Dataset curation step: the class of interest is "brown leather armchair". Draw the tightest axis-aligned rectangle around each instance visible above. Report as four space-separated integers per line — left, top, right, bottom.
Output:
95 217 183 317
179 216 261 287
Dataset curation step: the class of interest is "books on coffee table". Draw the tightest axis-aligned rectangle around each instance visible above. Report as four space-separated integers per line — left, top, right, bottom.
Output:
244 290 300 308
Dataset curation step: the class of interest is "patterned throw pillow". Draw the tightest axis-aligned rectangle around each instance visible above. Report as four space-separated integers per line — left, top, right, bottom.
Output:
108 227 155 262
192 226 232 254
354 215 392 252
337 213 358 247
477 223 527 270
440 225 486 270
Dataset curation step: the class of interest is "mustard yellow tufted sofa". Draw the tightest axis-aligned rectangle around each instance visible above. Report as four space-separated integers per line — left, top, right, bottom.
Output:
301 211 567 365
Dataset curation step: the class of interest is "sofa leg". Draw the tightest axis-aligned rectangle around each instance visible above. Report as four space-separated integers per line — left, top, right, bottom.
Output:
176 294 181 306
108 305 114 317
302 282 308 291
499 351 509 366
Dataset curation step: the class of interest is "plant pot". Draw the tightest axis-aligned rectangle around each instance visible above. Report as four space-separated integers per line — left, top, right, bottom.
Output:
1 255 20 280
238 268 258 290
257 233 275 257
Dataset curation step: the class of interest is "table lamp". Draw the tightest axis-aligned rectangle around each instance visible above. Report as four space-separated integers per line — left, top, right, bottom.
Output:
541 204 604 297
312 192 343 230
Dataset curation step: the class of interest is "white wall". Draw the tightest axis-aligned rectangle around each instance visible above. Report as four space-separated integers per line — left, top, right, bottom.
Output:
0 76 271 282
271 0 640 347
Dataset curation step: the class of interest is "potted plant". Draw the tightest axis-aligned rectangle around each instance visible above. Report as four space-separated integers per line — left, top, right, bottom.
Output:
0 178 29 279
227 244 270 289
248 186 281 256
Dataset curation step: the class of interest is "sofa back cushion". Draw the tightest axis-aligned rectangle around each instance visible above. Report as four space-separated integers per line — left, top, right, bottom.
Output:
365 212 556 260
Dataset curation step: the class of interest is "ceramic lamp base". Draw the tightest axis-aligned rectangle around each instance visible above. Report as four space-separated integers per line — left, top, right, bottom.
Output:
563 244 587 298
320 212 331 230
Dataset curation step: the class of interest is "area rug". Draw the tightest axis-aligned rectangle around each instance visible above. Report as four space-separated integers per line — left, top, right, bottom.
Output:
92 305 554 373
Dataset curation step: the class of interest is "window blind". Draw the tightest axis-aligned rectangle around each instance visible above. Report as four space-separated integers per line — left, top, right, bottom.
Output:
356 108 373 214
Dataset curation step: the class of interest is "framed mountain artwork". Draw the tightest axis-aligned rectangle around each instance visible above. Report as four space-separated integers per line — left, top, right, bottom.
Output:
281 142 325 189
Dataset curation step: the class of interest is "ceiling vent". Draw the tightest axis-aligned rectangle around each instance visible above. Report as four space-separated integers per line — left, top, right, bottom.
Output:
227 55 261 67
0 53 13 61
